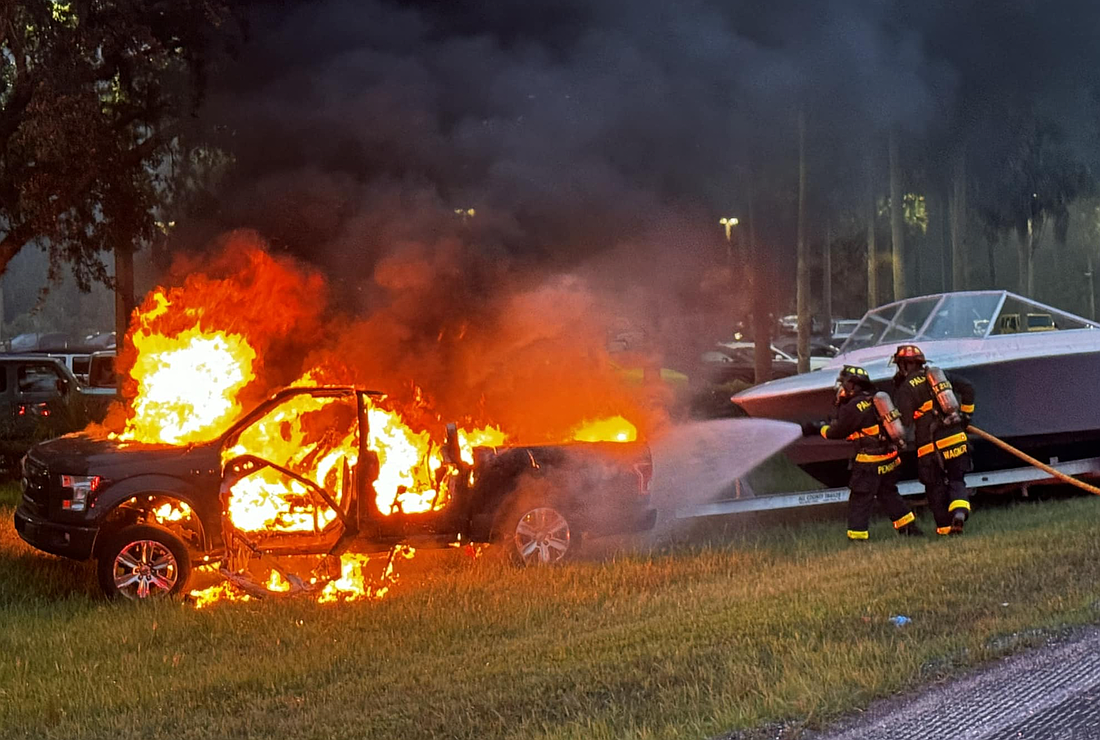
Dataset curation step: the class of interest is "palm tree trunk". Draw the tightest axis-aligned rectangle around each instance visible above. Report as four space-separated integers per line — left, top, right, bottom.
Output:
796 109 810 373
1018 219 1033 296
865 149 877 310
823 222 832 338
750 175 772 384
889 131 906 300
114 242 135 392
950 147 967 290
987 234 998 286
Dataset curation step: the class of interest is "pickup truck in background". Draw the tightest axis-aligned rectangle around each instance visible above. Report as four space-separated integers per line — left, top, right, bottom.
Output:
0 355 114 475
14 387 656 599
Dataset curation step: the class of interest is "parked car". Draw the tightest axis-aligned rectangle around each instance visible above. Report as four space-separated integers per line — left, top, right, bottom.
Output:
777 315 827 337
701 342 791 384
0 355 113 474
8 333 117 386
702 340 832 384
771 336 838 369
14 386 656 599
86 351 117 389
830 319 861 345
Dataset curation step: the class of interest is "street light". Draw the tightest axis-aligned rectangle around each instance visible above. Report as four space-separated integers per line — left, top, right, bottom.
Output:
719 216 739 241
454 207 476 223
719 217 739 270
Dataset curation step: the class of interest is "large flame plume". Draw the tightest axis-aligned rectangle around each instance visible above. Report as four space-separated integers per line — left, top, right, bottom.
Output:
106 232 659 606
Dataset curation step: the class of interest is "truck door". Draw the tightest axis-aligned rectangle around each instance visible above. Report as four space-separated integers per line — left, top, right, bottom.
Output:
360 399 464 539
219 388 362 557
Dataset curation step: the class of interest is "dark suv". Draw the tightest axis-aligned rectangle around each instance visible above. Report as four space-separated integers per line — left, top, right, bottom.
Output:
14 386 656 599
0 355 113 473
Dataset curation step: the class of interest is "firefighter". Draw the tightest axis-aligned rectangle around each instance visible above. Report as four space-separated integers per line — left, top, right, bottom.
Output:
891 344 976 535
802 365 922 541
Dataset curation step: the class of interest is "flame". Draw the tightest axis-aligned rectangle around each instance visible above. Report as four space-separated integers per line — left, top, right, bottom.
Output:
571 415 637 443
367 403 456 515
117 290 256 445
151 501 192 524
190 583 251 609
109 242 646 608
458 425 506 464
223 392 358 534
188 548 414 607
318 547 414 603
267 570 291 593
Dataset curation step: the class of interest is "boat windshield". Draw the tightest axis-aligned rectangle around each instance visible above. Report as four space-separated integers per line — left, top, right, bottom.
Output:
839 291 1099 353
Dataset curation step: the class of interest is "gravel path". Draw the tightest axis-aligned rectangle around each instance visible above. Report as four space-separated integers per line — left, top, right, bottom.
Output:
806 627 1100 740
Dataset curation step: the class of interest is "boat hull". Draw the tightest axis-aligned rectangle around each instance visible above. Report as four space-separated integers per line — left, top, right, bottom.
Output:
733 350 1100 487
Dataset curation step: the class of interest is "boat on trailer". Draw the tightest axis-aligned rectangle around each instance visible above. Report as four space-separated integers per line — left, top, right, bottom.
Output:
674 291 1100 522
704 291 1100 507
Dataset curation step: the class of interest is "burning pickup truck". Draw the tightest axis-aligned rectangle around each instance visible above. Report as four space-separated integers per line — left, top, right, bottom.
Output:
14 386 655 600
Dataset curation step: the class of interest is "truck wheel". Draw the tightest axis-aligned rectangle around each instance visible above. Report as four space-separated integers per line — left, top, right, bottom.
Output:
500 504 577 566
97 524 191 600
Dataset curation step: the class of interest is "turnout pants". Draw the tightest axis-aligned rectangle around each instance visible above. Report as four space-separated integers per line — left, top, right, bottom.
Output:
918 451 972 534
846 456 915 540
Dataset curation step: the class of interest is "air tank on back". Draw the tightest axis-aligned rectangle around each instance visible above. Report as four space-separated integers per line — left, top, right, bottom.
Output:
873 392 907 447
925 365 961 417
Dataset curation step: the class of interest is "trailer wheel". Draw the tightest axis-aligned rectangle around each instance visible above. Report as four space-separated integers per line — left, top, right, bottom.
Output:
498 502 577 566
97 524 191 600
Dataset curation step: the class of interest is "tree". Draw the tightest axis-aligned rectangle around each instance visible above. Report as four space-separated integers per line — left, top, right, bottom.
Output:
749 181 773 384
0 0 238 341
888 131 906 300
949 146 968 290
795 108 810 373
974 114 1093 297
865 148 878 310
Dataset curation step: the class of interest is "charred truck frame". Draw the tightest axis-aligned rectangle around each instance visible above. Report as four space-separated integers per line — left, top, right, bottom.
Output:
15 387 656 599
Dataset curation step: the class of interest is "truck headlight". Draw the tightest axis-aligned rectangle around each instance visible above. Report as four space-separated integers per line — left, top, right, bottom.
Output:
59 475 102 512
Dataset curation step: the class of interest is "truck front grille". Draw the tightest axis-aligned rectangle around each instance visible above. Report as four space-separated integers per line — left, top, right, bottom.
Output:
21 456 50 515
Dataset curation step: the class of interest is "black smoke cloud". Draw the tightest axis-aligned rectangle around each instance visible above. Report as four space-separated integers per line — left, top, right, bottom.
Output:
180 0 1100 320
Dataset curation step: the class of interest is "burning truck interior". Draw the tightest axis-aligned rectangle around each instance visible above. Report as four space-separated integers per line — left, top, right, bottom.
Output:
14 239 661 604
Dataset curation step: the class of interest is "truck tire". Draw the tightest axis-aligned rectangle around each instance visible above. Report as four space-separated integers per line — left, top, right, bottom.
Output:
497 500 578 567
97 524 192 600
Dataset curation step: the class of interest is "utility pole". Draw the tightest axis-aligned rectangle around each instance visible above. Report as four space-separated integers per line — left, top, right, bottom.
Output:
889 131 906 300
750 175 772 384
1087 254 1096 321
865 149 877 311
823 223 832 343
796 108 811 374
950 146 968 290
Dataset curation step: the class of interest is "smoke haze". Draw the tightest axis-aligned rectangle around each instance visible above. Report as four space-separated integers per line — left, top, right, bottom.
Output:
160 0 1100 372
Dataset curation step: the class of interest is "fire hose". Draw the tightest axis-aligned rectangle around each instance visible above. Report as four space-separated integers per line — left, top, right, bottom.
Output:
967 424 1100 496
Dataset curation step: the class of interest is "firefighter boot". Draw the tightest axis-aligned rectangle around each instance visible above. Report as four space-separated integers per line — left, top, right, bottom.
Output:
896 522 924 537
949 509 967 535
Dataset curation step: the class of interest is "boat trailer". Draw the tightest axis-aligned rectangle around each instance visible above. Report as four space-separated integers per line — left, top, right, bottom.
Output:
676 451 1100 520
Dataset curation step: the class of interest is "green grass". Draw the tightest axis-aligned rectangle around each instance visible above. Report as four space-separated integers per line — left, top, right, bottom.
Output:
2 480 1100 740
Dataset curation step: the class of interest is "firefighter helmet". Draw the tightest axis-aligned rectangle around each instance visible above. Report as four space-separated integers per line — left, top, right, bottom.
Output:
834 365 872 403
837 365 872 388
890 344 926 366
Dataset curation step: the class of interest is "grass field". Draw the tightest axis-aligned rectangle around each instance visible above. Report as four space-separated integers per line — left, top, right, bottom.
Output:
3 480 1100 740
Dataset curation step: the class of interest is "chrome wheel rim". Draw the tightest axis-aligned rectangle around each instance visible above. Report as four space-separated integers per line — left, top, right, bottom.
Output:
513 508 571 565
113 540 179 599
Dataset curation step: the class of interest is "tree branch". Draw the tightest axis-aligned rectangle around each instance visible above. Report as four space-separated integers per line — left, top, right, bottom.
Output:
0 14 35 150
0 219 35 277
